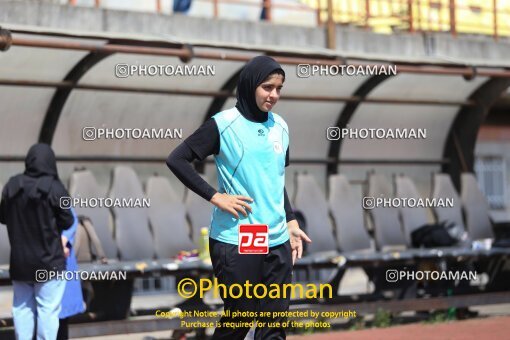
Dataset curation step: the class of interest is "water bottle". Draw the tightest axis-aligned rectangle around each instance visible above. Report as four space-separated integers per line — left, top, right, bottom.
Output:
199 227 209 260
447 288 456 319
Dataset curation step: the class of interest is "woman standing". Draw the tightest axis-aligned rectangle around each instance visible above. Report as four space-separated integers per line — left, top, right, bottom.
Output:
167 55 311 340
0 143 74 340
57 207 85 340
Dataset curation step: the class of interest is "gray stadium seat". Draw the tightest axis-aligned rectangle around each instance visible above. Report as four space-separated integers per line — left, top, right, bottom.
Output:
461 173 494 241
293 173 342 287
328 174 372 253
0 224 9 265
327 174 378 296
146 176 195 258
367 173 407 252
328 174 401 264
431 173 465 229
366 174 457 260
0 181 10 265
408 173 490 258
375 174 479 260
69 170 118 259
293 173 338 255
328 175 417 299
184 175 214 246
109 166 154 261
395 175 430 247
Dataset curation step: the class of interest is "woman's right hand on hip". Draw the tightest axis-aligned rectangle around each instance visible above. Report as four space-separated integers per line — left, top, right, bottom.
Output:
210 193 253 219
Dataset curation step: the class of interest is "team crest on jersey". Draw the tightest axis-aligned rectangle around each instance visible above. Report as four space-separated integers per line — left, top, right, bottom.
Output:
273 141 283 154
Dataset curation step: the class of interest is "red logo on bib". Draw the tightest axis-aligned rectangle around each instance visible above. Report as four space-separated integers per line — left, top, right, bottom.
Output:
238 225 269 254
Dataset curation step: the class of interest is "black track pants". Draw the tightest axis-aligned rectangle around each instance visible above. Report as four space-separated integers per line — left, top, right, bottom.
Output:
209 238 292 340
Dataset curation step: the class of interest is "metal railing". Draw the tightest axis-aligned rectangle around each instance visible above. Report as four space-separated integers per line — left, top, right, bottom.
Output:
63 0 510 39
313 0 510 40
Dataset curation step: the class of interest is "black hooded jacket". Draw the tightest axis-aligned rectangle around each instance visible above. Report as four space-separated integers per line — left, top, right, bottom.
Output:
167 56 296 222
0 144 74 281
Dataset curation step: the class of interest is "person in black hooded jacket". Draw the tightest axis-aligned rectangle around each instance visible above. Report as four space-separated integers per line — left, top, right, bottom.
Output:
0 143 74 340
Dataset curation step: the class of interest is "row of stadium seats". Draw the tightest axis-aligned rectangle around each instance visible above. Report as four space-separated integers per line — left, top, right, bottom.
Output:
294 171 506 268
0 168 507 273
68 167 210 262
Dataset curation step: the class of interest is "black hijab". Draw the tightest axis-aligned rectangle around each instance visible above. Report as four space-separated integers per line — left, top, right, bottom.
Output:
235 56 285 123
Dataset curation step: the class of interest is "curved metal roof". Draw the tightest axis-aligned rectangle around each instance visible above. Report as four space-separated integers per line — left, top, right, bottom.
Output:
0 25 509 190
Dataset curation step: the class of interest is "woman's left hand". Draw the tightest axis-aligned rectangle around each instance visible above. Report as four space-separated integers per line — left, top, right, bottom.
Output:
61 236 70 258
287 220 311 265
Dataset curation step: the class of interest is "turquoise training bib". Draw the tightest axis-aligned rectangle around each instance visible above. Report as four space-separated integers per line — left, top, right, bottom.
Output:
209 107 290 247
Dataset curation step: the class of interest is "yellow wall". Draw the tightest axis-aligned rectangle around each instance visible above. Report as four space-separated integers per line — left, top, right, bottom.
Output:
301 0 510 36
